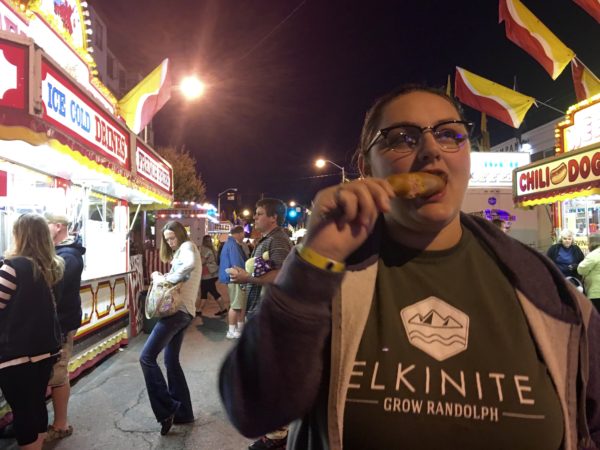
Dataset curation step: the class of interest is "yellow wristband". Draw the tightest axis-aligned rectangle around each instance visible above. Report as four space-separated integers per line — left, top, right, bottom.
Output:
298 245 346 273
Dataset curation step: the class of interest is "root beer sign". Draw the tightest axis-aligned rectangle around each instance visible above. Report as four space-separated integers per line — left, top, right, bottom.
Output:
514 145 600 203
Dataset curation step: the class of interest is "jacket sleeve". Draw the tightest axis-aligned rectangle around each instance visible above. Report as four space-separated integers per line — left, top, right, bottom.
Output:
587 309 600 446
577 250 599 278
165 242 198 284
0 262 17 315
219 242 232 283
219 249 343 437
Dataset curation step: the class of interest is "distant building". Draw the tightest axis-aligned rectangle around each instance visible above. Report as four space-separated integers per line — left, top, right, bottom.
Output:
490 118 562 162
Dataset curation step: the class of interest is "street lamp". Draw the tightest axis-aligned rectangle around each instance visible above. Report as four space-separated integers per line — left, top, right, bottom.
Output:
179 76 205 100
315 158 346 183
217 187 237 221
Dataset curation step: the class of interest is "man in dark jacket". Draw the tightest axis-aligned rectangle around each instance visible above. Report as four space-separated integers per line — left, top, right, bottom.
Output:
44 212 86 442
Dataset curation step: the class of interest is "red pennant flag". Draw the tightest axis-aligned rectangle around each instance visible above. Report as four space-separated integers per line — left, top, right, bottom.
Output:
499 0 575 79
454 67 536 128
571 58 600 101
573 0 600 23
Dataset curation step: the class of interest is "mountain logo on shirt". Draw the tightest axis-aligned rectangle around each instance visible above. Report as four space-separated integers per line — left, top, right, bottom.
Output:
400 297 469 361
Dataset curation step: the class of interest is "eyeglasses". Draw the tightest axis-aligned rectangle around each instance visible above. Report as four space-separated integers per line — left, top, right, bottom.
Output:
365 120 473 154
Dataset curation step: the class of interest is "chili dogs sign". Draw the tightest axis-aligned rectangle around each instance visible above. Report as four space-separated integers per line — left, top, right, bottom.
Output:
514 145 600 201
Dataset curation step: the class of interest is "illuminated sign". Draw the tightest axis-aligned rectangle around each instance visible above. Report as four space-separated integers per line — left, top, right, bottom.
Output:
514 145 600 199
0 0 114 113
41 60 129 167
0 0 27 35
0 38 26 109
562 101 600 152
469 152 530 187
136 144 172 192
36 0 85 50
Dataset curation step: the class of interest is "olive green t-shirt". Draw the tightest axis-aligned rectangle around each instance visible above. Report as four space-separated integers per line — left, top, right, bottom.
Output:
343 227 564 450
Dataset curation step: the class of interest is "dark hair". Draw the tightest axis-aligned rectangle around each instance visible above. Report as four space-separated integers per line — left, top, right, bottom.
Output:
202 234 214 249
256 198 287 226
231 225 244 235
354 84 466 175
159 221 189 262
589 233 600 252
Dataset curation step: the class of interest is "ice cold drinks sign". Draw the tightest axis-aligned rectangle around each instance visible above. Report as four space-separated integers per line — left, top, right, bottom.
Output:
41 61 129 167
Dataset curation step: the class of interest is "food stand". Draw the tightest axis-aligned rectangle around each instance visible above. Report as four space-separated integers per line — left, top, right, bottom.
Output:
462 151 549 249
0 0 173 426
513 93 600 252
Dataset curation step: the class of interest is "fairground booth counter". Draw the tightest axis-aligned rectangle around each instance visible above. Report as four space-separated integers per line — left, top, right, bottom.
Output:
513 93 600 253
0 0 173 426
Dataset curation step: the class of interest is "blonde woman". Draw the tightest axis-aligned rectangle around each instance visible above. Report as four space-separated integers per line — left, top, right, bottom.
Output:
140 221 201 435
547 228 584 278
0 213 64 450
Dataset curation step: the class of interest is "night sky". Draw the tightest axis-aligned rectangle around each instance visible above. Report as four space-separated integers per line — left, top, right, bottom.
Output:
93 0 599 209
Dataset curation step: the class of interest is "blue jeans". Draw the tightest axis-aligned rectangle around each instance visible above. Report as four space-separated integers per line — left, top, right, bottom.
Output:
139 310 194 423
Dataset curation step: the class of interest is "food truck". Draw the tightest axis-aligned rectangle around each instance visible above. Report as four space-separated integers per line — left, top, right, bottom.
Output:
0 0 173 427
513 93 600 253
462 151 550 250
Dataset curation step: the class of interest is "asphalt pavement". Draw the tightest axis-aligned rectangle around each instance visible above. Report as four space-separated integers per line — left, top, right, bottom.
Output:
0 305 253 450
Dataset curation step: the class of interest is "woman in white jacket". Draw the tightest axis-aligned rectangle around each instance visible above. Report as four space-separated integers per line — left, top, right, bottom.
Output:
578 233 600 312
140 221 201 435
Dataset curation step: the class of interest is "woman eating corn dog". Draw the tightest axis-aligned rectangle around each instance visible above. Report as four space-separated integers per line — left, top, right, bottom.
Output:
220 85 600 450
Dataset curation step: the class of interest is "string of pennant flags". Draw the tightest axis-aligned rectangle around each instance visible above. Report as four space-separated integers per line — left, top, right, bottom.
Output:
114 0 599 137
449 0 600 138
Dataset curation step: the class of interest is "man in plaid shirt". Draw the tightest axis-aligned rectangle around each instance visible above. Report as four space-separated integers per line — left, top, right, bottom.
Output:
230 198 293 318
228 197 293 450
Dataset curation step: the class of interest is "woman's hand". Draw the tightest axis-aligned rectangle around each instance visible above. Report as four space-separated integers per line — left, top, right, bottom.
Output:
303 177 395 262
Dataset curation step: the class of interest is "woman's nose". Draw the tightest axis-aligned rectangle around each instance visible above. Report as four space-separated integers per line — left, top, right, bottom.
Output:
416 132 442 162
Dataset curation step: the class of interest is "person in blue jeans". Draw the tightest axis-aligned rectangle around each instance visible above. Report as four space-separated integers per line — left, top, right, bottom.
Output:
140 221 202 435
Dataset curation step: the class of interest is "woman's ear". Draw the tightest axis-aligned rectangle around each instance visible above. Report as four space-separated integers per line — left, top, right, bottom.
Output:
358 153 370 178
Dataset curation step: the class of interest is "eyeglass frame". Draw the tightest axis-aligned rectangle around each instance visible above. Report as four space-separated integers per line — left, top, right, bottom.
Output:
364 119 474 154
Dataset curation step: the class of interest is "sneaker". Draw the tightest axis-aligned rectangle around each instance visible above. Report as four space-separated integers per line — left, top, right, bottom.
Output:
226 330 239 339
248 436 287 450
45 425 73 442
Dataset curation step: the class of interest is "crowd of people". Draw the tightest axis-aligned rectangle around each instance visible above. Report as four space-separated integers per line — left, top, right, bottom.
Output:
1 85 600 450
220 85 600 450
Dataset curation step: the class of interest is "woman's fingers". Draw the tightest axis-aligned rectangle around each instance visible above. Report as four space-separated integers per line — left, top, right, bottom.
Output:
329 178 394 228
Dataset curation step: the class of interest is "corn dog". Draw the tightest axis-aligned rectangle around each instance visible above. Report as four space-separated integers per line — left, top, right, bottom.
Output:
387 172 445 199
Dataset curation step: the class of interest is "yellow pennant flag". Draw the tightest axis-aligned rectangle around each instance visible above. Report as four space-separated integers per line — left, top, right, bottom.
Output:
454 67 536 128
571 58 600 102
117 59 171 134
499 0 575 79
